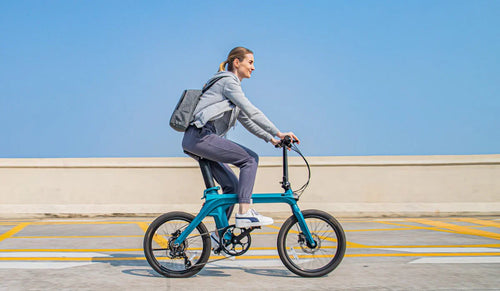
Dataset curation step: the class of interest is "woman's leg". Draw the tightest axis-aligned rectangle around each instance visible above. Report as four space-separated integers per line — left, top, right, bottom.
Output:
183 126 259 209
209 161 237 219
228 143 259 214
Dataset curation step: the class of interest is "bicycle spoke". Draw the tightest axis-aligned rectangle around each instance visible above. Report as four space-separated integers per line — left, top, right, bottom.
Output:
279 213 345 275
144 213 211 277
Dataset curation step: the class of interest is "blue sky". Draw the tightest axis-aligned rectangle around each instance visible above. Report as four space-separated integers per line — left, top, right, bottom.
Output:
1 1 498 158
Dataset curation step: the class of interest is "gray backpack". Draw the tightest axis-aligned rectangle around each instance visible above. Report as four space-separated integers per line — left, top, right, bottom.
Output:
169 76 227 132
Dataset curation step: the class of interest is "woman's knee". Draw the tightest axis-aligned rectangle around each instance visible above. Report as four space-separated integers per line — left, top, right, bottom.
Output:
251 152 259 164
243 153 259 171
245 148 259 165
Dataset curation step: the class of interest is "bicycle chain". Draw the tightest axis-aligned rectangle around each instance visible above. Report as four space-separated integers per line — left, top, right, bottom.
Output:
174 225 238 267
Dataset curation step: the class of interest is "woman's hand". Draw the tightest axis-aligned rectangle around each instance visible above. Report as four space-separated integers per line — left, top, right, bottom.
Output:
270 137 280 146
277 131 300 144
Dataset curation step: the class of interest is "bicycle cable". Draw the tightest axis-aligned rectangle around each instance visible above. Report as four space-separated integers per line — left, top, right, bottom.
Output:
290 143 311 198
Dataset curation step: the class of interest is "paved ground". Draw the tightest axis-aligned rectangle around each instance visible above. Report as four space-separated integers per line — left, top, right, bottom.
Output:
0 215 499 290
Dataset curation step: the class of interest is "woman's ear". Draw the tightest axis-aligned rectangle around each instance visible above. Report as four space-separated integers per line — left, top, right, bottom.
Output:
233 57 240 69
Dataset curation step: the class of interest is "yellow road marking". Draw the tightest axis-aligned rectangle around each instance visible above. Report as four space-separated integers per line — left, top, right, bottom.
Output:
1 244 499 253
11 235 143 239
407 219 500 240
29 221 146 225
346 241 369 248
375 221 441 230
375 220 459 234
137 222 169 248
0 252 499 262
346 227 420 232
0 223 30 243
264 219 368 247
454 218 500 228
136 222 149 232
265 225 281 231
0 248 143 252
25 219 223 226
3 228 431 240
346 252 500 258
264 227 421 233
346 244 500 249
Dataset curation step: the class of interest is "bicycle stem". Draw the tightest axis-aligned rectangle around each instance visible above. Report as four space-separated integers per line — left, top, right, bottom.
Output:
282 139 291 191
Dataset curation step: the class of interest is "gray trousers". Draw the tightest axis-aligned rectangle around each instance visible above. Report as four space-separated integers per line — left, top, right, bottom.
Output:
182 123 259 209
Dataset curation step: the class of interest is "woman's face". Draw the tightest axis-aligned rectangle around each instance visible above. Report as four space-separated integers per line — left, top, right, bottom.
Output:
234 53 255 80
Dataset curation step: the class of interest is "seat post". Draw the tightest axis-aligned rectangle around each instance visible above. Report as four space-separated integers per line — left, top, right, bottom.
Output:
198 159 216 189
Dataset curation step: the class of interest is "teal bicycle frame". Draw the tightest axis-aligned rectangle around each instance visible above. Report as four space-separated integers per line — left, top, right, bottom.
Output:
172 137 316 249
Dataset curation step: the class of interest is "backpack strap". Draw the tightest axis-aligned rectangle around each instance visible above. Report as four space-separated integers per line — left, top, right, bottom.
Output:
202 76 228 94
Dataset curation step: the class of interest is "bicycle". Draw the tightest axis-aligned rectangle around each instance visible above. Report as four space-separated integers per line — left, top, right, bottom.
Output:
143 136 346 277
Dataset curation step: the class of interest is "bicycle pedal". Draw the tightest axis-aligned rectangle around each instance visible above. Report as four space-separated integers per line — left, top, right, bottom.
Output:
238 226 261 230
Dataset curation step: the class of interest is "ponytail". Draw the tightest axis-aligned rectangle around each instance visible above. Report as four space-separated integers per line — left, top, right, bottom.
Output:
218 61 228 72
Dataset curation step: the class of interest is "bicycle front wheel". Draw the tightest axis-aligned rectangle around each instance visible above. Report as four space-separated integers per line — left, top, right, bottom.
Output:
277 209 346 277
143 211 210 278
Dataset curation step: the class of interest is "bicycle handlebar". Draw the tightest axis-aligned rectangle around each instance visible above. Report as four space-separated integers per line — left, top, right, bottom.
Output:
275 135 298 148
274 135 310 196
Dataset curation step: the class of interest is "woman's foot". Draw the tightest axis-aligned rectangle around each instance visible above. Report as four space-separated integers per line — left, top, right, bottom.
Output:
235 209 274 228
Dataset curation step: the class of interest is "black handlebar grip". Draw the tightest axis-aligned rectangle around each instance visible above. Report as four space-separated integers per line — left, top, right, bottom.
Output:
275 135 297 148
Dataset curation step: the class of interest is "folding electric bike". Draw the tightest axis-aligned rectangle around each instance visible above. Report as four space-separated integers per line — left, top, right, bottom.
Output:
143 137 346 277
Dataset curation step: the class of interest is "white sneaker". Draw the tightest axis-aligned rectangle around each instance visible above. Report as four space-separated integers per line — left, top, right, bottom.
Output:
235 209 274 228
210 232 230 257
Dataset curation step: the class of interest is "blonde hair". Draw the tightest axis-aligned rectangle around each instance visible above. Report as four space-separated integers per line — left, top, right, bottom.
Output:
218 47 254 72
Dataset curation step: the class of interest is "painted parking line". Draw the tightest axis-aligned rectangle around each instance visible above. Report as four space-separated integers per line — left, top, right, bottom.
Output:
11 235 144 239
378 247 500 253
374 220 457 234
0 251 498 270
0 252 111 258
407 218 500 240
0 249 498 261
1 218 500 270
0 251 110 269
409 257 500 264
453 217 500 228
0 262 95 269
0 223 30 243
0 248 143 252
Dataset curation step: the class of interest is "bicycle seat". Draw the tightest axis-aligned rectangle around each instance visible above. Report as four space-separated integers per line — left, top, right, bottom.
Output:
184 150 216 189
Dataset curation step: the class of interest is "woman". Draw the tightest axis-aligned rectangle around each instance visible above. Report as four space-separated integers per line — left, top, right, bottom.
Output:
182 47 299 234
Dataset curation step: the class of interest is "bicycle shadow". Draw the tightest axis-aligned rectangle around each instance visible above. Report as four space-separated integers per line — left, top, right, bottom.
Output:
93 253 297 278
119 266 296 279
199 265 295 278
241 268 295 278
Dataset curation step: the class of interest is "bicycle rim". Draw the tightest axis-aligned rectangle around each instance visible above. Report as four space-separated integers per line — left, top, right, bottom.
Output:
144 212 210 277
278 210 345 277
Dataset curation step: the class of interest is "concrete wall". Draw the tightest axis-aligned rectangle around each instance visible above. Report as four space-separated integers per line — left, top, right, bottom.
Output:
1 155 499 217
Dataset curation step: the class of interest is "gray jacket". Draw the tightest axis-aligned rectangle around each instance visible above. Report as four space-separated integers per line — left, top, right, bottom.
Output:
191 71 279 142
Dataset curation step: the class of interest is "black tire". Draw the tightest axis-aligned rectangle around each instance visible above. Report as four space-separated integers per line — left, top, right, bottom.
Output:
143 212 210 278
277 209 346 277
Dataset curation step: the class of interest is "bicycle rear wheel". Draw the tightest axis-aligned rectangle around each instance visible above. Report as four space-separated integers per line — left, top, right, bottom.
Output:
143 211 210 278
277 209 346 277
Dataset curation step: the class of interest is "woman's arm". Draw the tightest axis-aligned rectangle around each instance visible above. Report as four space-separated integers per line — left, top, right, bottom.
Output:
223 80 279 136
225 79 300 145
237 111 274 142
